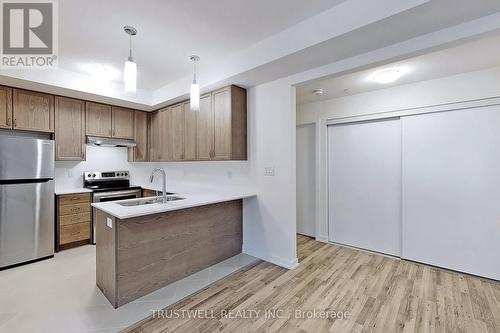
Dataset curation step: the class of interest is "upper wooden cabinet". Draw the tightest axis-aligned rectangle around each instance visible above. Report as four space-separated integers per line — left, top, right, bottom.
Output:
0 86 12 129
112 107 134 139
128 111 148 162
149 85 247 162
170 104 185 160
197 94 213 161
199 86 247 160
86 103 134 139
183 101 197 160
55 97 86 161
86 102 112 137
13 89 54 132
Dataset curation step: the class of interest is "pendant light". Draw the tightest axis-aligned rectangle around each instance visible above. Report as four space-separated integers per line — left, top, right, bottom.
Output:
123 26 137 94
190 55 200 111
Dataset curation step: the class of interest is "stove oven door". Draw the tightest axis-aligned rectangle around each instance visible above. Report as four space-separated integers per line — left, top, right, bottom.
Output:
91 189 142 244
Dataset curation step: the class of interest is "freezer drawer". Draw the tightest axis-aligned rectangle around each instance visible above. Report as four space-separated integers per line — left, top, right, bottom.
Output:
0 180 54 268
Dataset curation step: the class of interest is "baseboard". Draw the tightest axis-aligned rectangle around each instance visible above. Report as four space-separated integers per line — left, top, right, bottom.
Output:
242 245 299 270
315 235 329 243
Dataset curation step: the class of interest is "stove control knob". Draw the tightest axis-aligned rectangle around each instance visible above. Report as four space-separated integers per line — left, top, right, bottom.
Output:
124 172 128 176
92 174 96 178
87 173 91 178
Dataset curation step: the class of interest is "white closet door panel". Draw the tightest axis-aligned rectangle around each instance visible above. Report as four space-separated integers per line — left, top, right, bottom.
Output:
296 124 316 237
328 119 401 256
402 106 500 280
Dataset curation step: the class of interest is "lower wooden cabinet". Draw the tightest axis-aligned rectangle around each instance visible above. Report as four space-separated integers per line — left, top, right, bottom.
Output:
56 193 91 251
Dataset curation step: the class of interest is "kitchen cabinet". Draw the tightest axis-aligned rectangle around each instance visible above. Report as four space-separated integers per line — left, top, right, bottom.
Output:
148 111 161 161
56 193 91 251
196 94 213 160
128 111 148 162
199 86 247 160
170 103 185 160
86 102 112 137
55 97 86 161
0 86 12 129
149 85 247 162
86 103 135 139
149 107 173 161
183 101 197 160
13 89 54 132
112 107 134 139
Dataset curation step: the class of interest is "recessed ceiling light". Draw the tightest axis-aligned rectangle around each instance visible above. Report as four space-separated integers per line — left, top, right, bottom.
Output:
82 64 120 81
312 88 324 96
370 67 408 84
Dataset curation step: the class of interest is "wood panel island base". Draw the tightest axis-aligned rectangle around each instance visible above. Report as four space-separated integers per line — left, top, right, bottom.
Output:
94 200 243 308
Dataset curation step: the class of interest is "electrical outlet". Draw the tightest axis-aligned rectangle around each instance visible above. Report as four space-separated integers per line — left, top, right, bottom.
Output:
106 217 113 228
264 167 275 176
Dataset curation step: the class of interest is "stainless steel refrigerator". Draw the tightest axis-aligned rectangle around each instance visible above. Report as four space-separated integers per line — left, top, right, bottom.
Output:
0 135 55 269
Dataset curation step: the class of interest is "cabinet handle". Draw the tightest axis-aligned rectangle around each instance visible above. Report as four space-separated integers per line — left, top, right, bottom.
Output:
6 117 11 126
13 118 17 127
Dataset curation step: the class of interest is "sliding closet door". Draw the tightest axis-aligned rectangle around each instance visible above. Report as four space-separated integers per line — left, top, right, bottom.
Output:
402 106 500 280
328 119 401 256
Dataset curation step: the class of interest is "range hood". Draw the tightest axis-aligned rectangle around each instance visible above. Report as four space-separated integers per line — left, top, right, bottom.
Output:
87 136 136 148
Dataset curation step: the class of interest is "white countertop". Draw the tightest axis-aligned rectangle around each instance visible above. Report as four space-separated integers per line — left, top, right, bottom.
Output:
55 187 93 195
91 190 257 219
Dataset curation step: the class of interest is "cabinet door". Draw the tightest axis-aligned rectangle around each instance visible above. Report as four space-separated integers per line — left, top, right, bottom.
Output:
112 107 134 139
13 89 54 132
55 97 86 161
128 111 148 162
0 86 12 129
148 111 161 161
171 103 184 160
183 102 197 160
196 94 213 160
86 102 112 137
159 108 173 161
212 87 231 160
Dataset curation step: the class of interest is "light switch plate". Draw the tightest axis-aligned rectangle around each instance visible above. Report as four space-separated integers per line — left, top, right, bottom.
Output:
106 217 113 228
264 167 275 176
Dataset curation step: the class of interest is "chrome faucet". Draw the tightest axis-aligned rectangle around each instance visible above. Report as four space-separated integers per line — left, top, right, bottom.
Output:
149 168 167 203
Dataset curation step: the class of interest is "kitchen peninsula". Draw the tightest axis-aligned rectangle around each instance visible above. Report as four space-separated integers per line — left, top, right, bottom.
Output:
92 191 255 308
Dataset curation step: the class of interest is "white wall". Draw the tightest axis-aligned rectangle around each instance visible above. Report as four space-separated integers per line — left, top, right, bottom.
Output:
296 124 316 237
297 65 500 245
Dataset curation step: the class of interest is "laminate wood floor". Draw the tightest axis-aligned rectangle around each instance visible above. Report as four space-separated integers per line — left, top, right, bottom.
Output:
124 235 500 333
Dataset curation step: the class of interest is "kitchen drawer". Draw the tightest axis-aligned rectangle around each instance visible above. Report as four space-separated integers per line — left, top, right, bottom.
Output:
59 202 90 215
60 222 90 245
58 193 91 205
59 212 90 226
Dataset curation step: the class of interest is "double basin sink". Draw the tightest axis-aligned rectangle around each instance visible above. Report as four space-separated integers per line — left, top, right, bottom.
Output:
118 196 185 207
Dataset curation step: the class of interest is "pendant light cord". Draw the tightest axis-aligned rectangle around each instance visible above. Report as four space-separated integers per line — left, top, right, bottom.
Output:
193 59 197 84
129 34 133 61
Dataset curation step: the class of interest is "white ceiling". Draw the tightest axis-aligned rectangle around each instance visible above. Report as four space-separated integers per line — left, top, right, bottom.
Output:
58 0 346 90
296 32 500 105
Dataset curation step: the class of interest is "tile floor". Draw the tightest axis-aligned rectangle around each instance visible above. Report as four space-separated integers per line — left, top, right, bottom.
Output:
0 245 258 333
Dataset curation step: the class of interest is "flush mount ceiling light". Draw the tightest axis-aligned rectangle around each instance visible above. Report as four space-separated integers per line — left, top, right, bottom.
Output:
190 55 200 111
312 88 324 96
123 26 137 94
370 67 407 84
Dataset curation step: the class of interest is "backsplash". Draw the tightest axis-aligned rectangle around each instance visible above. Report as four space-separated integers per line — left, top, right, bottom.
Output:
55 145 252 192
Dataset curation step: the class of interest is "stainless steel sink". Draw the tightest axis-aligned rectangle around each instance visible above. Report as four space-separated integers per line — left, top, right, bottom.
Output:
118 196 185 207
